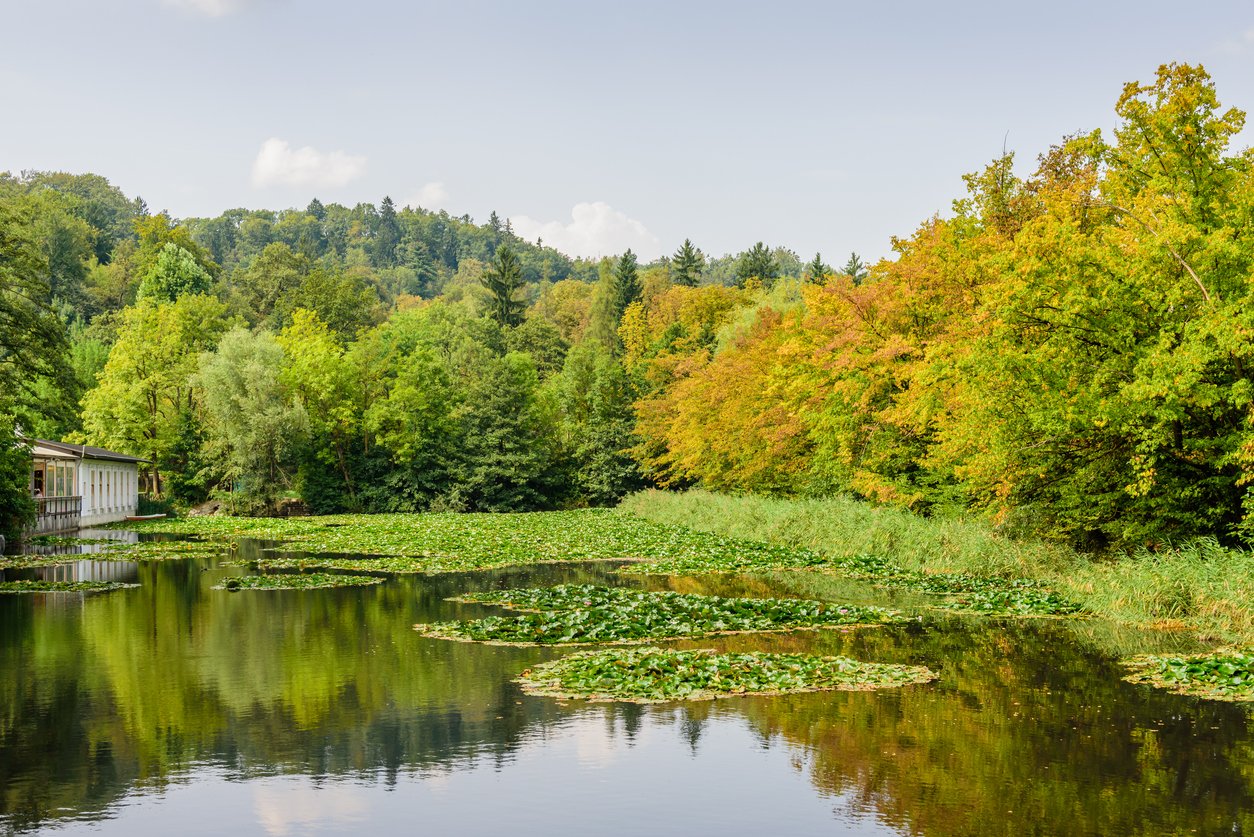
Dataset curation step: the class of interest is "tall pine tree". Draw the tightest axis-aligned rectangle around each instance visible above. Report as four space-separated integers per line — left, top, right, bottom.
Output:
671 238 704 286
482 244 526 327
805 252 830 284
841 252 867 284
614 249 641 318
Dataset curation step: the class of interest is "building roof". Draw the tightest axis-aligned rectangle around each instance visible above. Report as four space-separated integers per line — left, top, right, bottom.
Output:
33 439 149 464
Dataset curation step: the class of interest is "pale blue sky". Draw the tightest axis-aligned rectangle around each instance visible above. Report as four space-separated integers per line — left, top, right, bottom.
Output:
4 0 1253 262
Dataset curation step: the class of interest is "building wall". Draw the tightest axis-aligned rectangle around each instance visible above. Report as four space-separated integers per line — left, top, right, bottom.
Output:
78 460 140 526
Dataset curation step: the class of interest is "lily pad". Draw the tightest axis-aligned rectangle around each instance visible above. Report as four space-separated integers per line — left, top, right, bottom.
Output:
1122 651 1254 702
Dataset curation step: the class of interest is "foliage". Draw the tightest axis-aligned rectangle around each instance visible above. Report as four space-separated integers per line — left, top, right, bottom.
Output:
735 241 778 287
213 572 383 590
415 584 901 644
670 239 704 287
1122 651 1254 701
482 244 526 327
0 417 34 543
0 580 137 594
137 243 212 301
516 647 938 702
624 490 1254 643
114 508 822 574
196 329 308 513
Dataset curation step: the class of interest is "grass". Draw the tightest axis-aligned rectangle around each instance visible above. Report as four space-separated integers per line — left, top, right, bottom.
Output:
0 580 137 594
213 573 385 591
1122 651 1254 702
516 646 938 703
415 584 902 645
622 490 1254 644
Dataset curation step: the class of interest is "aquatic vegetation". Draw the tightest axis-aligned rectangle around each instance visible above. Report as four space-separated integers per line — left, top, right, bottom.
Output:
27 535 117 546
0 555 78 569
213 572 385 591
938 588 1085 617
516 647 938 702
118 510 826 574
0 580 137 594
1122 651 1254 702
415 584 902 645
101 540 227 561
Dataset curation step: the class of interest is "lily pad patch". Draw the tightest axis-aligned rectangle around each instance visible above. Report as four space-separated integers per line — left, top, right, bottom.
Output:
415 584 903 645
517 647 938 703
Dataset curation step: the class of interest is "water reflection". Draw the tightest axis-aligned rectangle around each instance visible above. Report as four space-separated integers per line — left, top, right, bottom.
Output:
0 544 1251 835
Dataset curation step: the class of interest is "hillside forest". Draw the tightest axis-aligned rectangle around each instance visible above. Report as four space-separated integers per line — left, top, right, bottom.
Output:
2 64 1253 551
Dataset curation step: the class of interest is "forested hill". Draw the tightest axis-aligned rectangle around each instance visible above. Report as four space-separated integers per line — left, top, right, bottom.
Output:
3 62 1253 554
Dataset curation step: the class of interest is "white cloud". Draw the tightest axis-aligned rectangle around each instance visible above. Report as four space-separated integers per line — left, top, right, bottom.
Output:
250 138 367 189
161 0 257 17
400 182 449 210
510 201 661 259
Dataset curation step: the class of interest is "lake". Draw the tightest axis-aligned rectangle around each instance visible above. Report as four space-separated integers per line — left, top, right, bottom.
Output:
1 535 1251 835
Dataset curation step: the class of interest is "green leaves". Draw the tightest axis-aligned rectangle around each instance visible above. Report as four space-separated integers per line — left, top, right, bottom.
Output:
212 573 383 591
119 509 826 575
517 647 938 703
0 580 136 594
415 584 902 645
1123 651 1254 701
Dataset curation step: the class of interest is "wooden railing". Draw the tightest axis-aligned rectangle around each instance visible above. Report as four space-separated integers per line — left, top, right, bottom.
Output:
32 496 83 535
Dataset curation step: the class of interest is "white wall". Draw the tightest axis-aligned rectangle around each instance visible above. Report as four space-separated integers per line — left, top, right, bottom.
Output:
78 460 140 526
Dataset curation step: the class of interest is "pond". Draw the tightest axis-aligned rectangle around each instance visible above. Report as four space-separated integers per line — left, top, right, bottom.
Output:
0 535 1251 835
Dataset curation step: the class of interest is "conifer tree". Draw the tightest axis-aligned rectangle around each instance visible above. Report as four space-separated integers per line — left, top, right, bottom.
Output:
671 238 704 286
614 249 641 318
805 252 830 284
736 241 777 287
482 244 526 327
841 252 867 284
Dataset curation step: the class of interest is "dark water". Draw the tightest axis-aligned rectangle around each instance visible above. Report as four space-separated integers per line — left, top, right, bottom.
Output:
1 538 1251 836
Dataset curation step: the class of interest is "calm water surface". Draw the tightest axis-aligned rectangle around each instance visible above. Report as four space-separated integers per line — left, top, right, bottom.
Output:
1 535 1251 836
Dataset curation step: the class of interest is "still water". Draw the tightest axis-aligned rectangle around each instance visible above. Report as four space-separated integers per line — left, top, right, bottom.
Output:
1 537 1251 836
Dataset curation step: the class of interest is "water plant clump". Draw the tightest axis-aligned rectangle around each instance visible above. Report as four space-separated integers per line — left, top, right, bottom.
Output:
516 647 938 703
938 588 1086 617
0 580 138 594
213 573 384 591
415 584 903 645
1122 651 1254 702
102 540 228 561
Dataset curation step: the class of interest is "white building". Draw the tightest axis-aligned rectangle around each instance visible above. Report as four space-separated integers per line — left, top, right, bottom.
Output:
29 440 148 532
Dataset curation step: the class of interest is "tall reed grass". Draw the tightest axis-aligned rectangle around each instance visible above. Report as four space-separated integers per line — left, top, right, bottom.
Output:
620 490 1254 645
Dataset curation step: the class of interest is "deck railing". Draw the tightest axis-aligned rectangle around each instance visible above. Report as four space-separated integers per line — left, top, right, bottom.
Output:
32 496 83 535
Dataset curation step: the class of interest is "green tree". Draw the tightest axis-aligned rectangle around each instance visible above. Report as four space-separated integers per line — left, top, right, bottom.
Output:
553 342 641 504
196 329 308 513
805 252 830 284
0 199 72 419
0 416 35 543
671 239 705 287
841 252 868 284
79 294 230 496
736 242 777 287
137 243 212 301
482 244 526 327
614 249 642 317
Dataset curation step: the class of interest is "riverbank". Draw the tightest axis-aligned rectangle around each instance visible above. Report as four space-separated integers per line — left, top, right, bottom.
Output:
620 490 1254 646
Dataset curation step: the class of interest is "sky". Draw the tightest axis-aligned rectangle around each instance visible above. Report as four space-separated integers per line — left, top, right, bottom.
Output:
4 0 1254 263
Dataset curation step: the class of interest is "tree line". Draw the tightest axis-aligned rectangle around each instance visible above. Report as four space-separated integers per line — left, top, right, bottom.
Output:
4 62 1249 552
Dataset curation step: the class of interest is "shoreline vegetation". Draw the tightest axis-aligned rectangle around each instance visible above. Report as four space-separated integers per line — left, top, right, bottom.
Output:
622 490 1254 647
